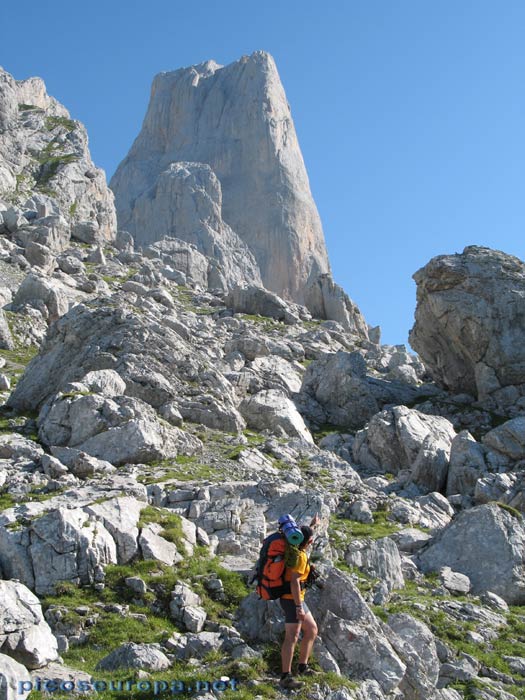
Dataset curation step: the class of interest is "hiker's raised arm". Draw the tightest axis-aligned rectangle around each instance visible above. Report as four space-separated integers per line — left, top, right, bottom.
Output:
310 513 320 529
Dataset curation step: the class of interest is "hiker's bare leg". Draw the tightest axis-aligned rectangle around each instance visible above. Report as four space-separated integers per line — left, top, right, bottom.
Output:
282 622 301 673
298 612 318 665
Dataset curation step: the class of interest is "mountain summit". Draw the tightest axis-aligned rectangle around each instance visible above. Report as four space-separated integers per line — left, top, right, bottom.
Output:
110 51 331 303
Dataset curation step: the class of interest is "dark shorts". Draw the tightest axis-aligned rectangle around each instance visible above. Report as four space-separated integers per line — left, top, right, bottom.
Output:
280 598 310 624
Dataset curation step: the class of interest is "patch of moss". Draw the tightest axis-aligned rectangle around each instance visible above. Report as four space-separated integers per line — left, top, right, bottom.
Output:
496 502 522 520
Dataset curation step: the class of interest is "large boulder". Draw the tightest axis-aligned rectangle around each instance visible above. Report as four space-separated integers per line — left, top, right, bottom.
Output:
315 568 406 692
12 272 70 322
417 503 525 603
300 352 419 431
0 309 14 350
446 430 487 497
96 643 170 672
410 246 525 406
226 285 298 324
0 580 59 669
344 537 404 594
386 613 440 700
0 654 31 700
110 51 330 303
38 393 188 465
84 497 147 564
482 416 525 462
144 237 210 289
239 389 314 443
353 406 456 492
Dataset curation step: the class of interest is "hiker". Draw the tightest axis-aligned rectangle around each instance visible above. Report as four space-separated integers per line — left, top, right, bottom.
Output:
279 514 320 690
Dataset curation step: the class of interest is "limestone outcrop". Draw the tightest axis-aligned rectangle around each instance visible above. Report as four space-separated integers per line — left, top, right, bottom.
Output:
110 51 330 304
410 246 525 408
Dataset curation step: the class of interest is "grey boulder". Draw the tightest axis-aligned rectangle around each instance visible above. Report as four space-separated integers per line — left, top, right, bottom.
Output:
95 643 170 671
0 507 117 595
301 351 419 430
386 613 440 700
0 310 14 350
226 285 298 324
239 389 313 443
315 568 406 692
353 406 456 492
418 503 525 603
38 393 189 466
0 580 59 669
344 537 404 594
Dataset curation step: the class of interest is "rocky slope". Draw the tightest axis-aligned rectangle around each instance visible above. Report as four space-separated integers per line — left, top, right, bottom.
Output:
1 66 525 700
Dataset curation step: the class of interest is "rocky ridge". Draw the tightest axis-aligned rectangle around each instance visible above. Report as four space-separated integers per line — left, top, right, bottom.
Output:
0 65 525 700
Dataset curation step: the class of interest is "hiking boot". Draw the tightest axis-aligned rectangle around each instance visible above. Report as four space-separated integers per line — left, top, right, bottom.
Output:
297 664 319 676
279 674 304 690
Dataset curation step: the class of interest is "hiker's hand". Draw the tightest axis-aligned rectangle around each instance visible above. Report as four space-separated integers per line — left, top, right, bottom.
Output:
296 606 306 621
310 513 320 528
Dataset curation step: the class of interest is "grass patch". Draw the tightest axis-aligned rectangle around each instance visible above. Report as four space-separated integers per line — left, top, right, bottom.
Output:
45 115 77 132
0 342 39 388
137 456 218 485
138 506 185 548
312 423 345 445
239 314 283 332
0 492 16 511
329 508 400 546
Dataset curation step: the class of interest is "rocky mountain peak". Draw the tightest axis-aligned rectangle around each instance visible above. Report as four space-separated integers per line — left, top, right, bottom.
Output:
111 50 331 305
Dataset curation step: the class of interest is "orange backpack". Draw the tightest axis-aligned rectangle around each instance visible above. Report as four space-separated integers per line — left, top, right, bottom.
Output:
254 533 291 600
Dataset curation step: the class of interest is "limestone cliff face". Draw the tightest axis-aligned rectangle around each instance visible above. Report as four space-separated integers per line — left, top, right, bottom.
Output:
110 51 331 302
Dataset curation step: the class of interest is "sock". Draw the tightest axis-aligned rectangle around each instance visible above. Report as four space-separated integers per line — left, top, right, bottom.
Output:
281 672 291 680
298 664 308 673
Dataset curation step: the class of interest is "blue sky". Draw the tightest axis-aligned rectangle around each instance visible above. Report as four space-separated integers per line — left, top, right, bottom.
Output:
2 1 524 345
